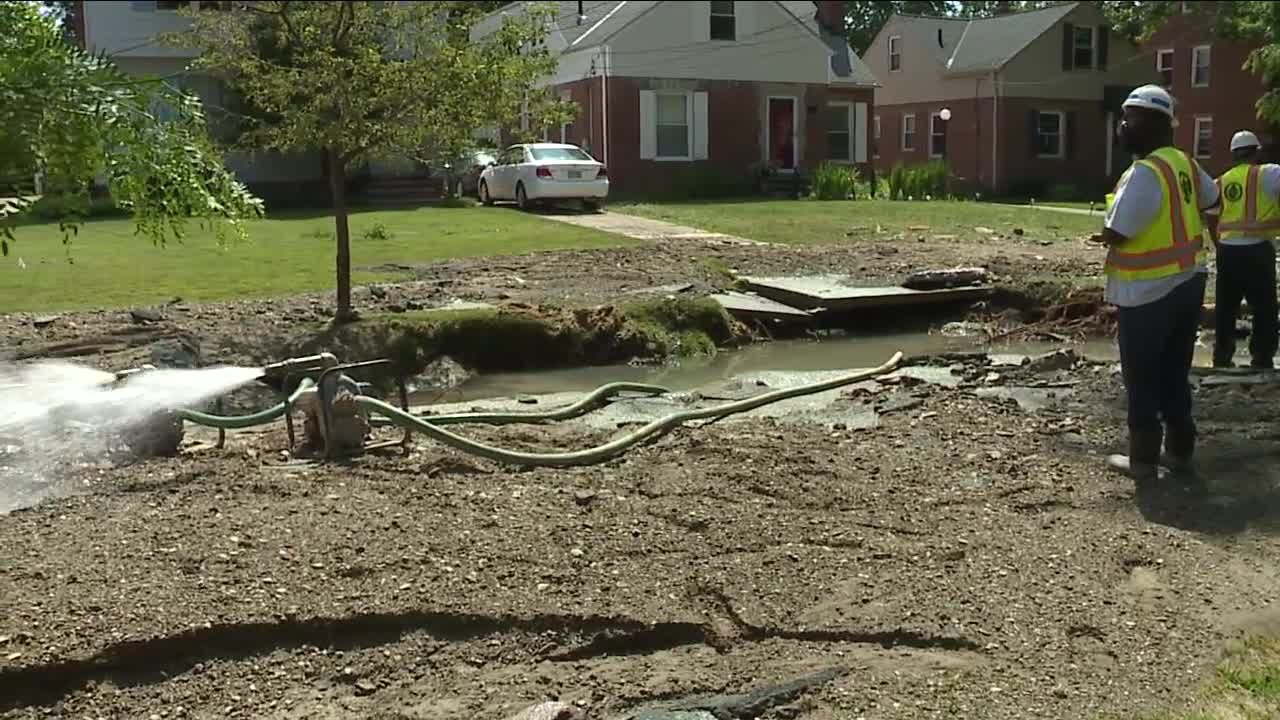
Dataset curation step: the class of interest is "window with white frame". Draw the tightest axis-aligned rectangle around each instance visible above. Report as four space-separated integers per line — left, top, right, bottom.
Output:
1072 25 1095 70
1194 116 1213 159
826 104 852 161
1192 45 1211 87
1157 49 1174 88
873 115 880 158
656 93 691 159
929 112 947 158
710 1 736 41
1037 111 1065 158
889 35 901 71
901 113 916 151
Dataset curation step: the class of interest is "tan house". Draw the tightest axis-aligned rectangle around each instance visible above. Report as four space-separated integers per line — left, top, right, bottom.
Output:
864 2 1157 198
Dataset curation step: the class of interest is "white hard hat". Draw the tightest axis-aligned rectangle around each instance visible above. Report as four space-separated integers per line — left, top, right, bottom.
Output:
1122 84 1177 120
1231 130 1262 151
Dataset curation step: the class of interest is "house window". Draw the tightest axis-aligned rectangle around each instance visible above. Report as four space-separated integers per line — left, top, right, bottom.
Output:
656 93 690 159
929 112 948 158
889 35 901 71
1072 25 1095 70
1037 111 1065 158
1192 45 1211 87
873 115 880 158
710 1 735 42
1194 116 1213 159
1157 49 1174 88
901 113 915 151
826 104 852 161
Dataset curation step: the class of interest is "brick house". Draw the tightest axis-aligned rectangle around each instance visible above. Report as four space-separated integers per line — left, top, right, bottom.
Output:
1145 9 1280 175
472 1 879 195
863 2 1157 198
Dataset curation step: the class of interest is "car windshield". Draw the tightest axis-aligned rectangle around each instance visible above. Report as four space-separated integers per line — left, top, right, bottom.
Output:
530 147 593 162
473 151 496 165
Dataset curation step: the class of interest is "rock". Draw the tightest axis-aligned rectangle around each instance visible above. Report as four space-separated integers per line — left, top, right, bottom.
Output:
130 308 164 324
387 303 406 313
940 321 986 338
1013 227 1025 236
975 226 996 234
933 234 957 241
32 315 59 329
573 490 598 506
1028 349 1078 373
409 356 472 393
517 395 538 405
502 702 584 720
370 285 388 299
354 679 377 696
149 335 202 369
903 267 990 290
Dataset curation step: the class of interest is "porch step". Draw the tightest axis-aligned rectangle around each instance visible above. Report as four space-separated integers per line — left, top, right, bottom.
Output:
759 173 811 199
362 175 444 207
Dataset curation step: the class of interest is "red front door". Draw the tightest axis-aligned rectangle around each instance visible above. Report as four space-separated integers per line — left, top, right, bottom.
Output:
768 98 796 171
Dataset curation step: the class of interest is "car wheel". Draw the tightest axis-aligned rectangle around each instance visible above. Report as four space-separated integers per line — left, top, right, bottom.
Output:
582 199 600 213
516 182 531 211
479 181 493 206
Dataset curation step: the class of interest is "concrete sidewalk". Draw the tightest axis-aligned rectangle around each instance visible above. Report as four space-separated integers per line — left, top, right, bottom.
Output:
540 210 767 246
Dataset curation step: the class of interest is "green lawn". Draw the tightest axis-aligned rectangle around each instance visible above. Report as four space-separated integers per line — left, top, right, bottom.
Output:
0 206 630 312
615 198 1101 244
1147 636 1280 720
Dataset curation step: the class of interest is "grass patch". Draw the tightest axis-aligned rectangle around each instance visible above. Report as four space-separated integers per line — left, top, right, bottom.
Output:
1151 636 1280 719
299 297 741 377
614 199 1100 245
0 206 631 312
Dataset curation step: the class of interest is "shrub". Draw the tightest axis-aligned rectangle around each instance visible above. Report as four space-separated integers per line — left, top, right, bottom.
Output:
811 163 859 200
888 163 907 200
1047 183 1081 202
362 222 393 241
918 160 947 199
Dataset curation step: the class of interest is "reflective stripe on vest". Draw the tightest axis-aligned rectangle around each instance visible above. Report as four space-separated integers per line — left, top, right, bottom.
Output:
1105 151 1204 274
1217 164 1280 235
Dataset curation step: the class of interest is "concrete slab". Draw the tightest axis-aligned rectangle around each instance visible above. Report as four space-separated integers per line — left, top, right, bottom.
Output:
741 275 991 312
541 211 765 246
709 291 813 323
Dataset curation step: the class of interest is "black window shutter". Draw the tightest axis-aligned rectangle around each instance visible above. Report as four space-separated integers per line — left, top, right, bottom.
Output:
1062 23 1074 71
1029 110 1041 158
1097 26 1109 70
1065 111 1077 159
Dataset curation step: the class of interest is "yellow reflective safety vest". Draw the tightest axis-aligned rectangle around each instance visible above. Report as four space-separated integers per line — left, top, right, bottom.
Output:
1103 146 1208 282
1216 163 1280 241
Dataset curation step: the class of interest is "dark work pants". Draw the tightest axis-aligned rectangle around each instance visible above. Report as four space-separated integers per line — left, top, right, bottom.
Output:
1214 242 1279 367
1117 273 1207 457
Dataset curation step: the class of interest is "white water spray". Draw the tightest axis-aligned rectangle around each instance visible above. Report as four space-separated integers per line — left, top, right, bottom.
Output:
0 361 264 513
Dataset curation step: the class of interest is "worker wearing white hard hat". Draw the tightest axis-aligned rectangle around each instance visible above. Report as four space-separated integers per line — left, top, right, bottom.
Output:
1212 129 1280 369
1096 83 1222 495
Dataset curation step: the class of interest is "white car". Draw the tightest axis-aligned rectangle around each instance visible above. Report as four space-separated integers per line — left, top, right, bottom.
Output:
478 143 609 211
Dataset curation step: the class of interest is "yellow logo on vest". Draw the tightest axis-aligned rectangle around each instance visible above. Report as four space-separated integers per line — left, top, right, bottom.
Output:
1178 171 1193 202
1225 181 1244 202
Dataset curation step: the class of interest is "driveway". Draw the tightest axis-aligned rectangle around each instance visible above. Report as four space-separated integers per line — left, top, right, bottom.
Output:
539 209 768 247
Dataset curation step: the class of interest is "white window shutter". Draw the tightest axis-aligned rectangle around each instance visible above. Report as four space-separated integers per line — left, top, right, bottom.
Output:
854 102 868 163
693 92 709 160
639 90 657 160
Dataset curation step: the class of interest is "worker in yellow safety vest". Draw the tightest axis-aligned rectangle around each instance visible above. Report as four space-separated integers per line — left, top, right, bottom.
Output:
1211 130 1280 369
1095 84 1221 496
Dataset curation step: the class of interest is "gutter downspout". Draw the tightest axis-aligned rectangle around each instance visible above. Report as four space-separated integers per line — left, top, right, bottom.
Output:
601 45 610 167
990 70 999 194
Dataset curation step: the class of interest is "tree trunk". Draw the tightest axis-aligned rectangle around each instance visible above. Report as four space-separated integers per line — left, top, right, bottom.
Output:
327 148 354 322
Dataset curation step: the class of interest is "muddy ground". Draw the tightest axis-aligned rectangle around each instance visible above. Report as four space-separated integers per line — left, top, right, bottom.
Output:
0 229 1102 375
4 353 1280 719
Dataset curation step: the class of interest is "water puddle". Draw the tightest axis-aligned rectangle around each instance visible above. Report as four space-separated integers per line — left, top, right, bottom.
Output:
422 333 1128 404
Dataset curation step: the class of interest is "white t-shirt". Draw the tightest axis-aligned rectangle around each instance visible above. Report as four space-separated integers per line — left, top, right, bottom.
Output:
1218 163 1280 246
1103 159 1221 307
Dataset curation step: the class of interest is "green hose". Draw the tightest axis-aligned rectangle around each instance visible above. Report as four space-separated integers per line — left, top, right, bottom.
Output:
354 353 903 467
175 378 315 430
369 381 671 427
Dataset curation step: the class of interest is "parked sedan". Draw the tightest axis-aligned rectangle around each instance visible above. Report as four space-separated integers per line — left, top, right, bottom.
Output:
447 148 497 198
478 143 608 211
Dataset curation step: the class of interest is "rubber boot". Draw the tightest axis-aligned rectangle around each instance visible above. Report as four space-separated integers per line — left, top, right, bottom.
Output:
1106 428 1163 486
1162 420 1196 475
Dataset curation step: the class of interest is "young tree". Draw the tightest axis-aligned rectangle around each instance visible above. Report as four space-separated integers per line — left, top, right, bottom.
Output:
0 1 262 256
175 1 567 322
